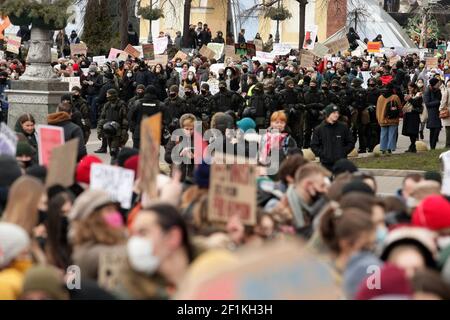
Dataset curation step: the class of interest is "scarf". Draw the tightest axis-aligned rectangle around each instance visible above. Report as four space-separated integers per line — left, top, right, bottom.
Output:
286 185 309 229
261 130 288 163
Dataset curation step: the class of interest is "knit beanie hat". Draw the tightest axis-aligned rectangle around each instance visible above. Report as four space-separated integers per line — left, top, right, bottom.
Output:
0 222 30 268
16 141 34 157
429 77 439 87
323 104 340 118
106 88 118 97
22 265 69 300
412 195 450 231
342 180 375 196
117 147 139 167
0 155 22 188
136 84 146 91
68 189 117 221
236 117 256 133
332 159 358 176
76 155 103 185
25 165 47 184
194 162 210 189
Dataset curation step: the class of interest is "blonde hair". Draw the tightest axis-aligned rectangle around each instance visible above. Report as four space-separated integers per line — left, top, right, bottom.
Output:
270 111 287 123
2 176 44 235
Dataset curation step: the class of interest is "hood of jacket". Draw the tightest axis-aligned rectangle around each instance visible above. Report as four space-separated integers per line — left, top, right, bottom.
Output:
48 112 71 125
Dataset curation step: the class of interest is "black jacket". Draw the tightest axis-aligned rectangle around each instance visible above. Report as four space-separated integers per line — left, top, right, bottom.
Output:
163 96 186 129
164 136 195 183
280 88 305 121
304 88 326 121
97 80 117 107
311 120 354 166
424 87 442 129
128 94 164 139
212 90 244 114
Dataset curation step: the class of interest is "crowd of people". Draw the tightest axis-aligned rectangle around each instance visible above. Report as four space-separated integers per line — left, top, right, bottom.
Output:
1 23 450 300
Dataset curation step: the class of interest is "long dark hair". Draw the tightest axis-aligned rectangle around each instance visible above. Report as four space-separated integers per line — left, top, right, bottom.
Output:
146 203 195 263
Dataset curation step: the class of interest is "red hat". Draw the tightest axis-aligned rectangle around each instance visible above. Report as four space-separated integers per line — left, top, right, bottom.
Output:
76 155 103 184
412 195 450 231
267 65 275 72
124 155 139 180
72 63 79 72
355 264 413 300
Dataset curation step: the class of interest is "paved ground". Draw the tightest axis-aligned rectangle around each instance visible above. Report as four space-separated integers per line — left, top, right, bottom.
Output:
86 120 446 195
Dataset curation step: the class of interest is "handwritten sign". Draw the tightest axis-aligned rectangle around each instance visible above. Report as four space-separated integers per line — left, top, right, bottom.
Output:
389 55 401 67
148 54 168 66
90 164 135 209
207 43 225 60
426 57 439 69
142 44 155 61
108 48 125 61
93 55 107 66
311 42 329 58
326 37 349 55
367 42 381 53
98 250 127 292
225 45 240 62
205 78 219 95
46 138 79 188
6 35 21 54
0 123 18 157
154 36 168 54
300 53 314 68
199 45 216 60
37 125 64 166
254 51 276 63
124 44 141 58
70 43 87 57
61 77 81 91
271 43 292 56
173 50 188 62
209 63 225 77
208 154 257 226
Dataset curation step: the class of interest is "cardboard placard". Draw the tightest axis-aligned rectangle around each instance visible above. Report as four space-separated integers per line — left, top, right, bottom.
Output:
254 51 276 63
6 35 21 54
98 250 127 292
45 138 79 188
154 36 169 54
0 123 18 157
61 77 81 91
148 54 168 66
224 45 240 62
93 55 107 66
207 43 225 60
37 125 65 166
303 25 318 50
367 42 381 53
208 154 257 226
326 37 349 55
108 48 125 61
440 151 450 196
124 44 141 58
271 43 292 56
300 53 315 68
245 43 256 57
311 42 329 58
175 240 342 300
142 44 155 61
173 50 188 62
426 57 439 69
253 39 263 51
139 113 162 199
70 43 87 57
90 163 135 209
199 45 216 60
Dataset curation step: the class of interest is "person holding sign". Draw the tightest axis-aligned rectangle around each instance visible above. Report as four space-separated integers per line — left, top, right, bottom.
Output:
14 114 38 153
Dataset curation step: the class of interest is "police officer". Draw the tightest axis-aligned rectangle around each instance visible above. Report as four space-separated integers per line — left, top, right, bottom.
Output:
128 85 164 149
96 89 128 160
366 78 381 152
212 81 244 115
351 77 369 153
71 86 91 144
280 79 305 148
198 83 213 130
303 79 326 149
127 84 146 112
163 85 186 138
336 76 353 127
264 79 283 114
183 84 202 118
244 82 271 130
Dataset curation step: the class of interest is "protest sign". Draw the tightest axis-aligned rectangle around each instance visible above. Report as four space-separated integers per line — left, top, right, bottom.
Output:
437 44 446 57
326 37 349 55
175 240 342 300
199 45 216 60
124 44 141 58
254 51 275 63
441 151 450 196
46 138 79 188
117 51 128 61
300 53 314 68
90 163 135 209
426 57 439 69
205 78 219 95
93 55 107 66
154 36 169 54
108 48 125 61
303 25 318 50
70 43 87 57
148 54 168 65
208 154 257 226
207 43 225 60
142 44 155 61
311 42 329 58
0 123 18 157
389 55 401 67
253 39 263 51
235 43 248 56
209 63 225 77
361 71 371 89
37 125 64 166
225 45 241 62
98 250 127 292
81 68 89 76
367 42 381 53
245 43 256 57
173 50 188 61
271 43 292 56
6 35 21 54
394 47 407 57
61 77 81 91
139 112 162 199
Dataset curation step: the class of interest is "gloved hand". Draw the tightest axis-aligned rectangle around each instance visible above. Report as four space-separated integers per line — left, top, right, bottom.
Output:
97 133 102 141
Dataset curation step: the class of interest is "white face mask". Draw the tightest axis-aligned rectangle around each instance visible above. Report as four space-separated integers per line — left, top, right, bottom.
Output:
226 70 232 76
188 75 194 80
127 73 132 78
127 236 160 275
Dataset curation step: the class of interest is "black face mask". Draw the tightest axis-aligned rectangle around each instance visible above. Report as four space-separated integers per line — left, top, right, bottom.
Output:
310 86 317 91
219 87 226 92
242 69 248 74
0 78 7 84
201 90 207 96
322 87 328 91
169 92 177 98
331 86 339 91
185 91 192 97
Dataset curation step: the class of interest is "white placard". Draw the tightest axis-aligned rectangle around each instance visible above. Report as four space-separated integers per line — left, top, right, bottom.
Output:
361 71 371 89
205 78 219 95
133 45 144 59
207 43 225 60
209 63 225 77
441 151 450 196
93 56 107 66
90 163 135 209
0 123 18 157
61 77 81 91
303 25 318 50
254 51 276 63
154 36 169 55
271 43 292 56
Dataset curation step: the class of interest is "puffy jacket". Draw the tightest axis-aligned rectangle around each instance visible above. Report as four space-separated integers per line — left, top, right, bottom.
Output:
304 88 326 120
311 120 355 166
280 88 305 120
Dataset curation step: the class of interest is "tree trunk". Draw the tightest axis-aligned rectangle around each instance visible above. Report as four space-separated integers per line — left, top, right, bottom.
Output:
298 0 308 50
120 0 129 49
183 0 192 47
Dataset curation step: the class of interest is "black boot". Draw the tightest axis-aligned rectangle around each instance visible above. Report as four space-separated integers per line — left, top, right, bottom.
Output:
419 131 424 140
94 147 107 153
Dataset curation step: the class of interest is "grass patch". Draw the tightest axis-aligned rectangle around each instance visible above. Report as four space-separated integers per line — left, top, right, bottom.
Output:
352 149 448 172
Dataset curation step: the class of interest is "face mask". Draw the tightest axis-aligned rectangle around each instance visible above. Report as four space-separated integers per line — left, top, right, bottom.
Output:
437 236 450 250
188 75 194 81
330 70 335 74
127 236 160 275
201 90 207 95
102 67 109 72
127 73 132 78
169 92 177 98
322 87 328 91
219 87 226 92
327 64 332 69
176 63 182 67
107 95 116 102
103 211 124 229
376 226 388 245
279 66 284 71
310 86 317 91
89 72 95 76
226 70 232 76
185 91 192 96
417 83 424 88
331 86 339 91
242 69 248 74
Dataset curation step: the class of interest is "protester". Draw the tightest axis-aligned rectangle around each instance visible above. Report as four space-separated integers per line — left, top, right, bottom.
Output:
424 77 443 150
376 83 401 154
402 83 423 153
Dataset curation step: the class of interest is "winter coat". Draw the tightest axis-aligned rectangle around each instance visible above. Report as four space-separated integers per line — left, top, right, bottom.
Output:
184 94 203 118
174 35 182 50
246 91 271 127
96 80 118 107
311 120 355 167
440 86 450 127
72 95 92 141
376 94 402 127
424 87 443 129
280 88 305 121
402 93 423 137
47 112 87 160
134 69 153 87
199 30 212 46
304 88 326 121
164 135 195 183
0 261 31 300
212 90 244 114
120 77 136 103
212 36 225 44
128 94 164 140
82 73 103 97
163 96 186 129
14 120 38 151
